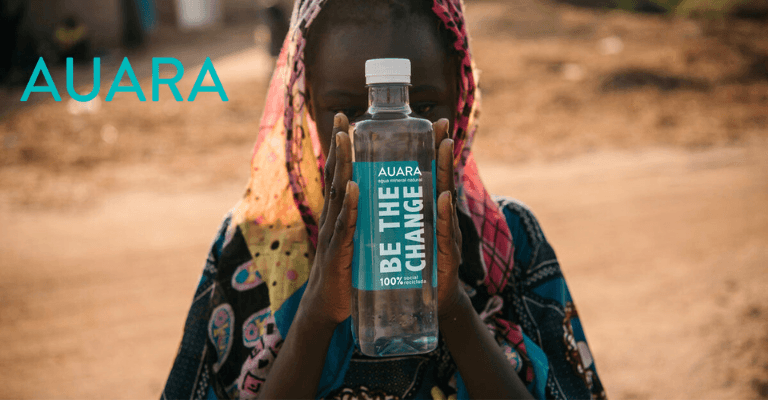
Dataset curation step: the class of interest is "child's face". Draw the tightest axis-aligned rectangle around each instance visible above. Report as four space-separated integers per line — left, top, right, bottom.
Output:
305 12 458 156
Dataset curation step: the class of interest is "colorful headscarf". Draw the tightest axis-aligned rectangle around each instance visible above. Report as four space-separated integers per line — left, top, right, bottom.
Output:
221 0 533 397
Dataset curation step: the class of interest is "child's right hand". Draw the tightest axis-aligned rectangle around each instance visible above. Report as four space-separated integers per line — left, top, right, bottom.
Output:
300 113 358 327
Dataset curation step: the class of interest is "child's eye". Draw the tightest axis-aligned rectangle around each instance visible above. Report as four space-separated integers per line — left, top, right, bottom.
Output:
412 103 435 116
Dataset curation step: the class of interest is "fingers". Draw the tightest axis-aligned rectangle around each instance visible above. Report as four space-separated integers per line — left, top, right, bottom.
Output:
436 138 455 204
436 191 459 264
432 120 460 252
320 113 349 228
329 181 359 261
433 118 449 155
320 130 353 244
452 194 462 253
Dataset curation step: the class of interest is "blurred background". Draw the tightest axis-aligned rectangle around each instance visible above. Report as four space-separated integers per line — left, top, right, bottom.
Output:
1 0 767 398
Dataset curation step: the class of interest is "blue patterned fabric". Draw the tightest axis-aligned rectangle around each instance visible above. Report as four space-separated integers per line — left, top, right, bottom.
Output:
497 197 605 400
161 198 605 399
162 213 230 400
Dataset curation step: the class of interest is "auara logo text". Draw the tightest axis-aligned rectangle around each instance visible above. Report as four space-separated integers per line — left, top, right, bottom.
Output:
378 166 422 177
20 57 228 102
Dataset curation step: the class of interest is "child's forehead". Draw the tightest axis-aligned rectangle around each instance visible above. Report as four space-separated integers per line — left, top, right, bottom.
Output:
305 16 451 89
306 4 449 58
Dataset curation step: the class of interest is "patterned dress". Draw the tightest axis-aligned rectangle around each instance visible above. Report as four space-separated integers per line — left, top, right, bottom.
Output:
161 197 606 400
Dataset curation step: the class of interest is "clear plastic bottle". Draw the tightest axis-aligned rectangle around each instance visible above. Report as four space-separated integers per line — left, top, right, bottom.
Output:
351 58 438 357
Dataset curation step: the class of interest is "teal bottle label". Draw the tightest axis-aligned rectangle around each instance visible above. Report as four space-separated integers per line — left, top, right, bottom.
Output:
352 160 437 291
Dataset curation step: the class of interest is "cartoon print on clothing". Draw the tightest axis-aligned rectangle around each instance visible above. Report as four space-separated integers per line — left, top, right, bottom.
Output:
208 303 235 373
231 260 264 292
501 341 524 373
242 309 272 348
237 319 284 398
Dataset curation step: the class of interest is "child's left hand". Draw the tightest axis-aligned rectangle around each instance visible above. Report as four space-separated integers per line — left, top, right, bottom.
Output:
302 113 358 327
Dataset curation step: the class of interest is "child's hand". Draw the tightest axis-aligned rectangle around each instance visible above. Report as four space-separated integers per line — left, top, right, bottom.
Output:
433 119 466 320
302 113 358 327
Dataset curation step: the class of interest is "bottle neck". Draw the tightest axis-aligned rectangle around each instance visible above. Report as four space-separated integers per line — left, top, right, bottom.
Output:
367 83 411 115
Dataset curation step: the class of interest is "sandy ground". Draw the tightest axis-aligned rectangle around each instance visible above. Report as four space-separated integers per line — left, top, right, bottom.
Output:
1 1 767 398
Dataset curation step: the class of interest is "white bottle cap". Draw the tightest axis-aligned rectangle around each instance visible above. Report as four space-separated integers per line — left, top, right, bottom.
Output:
365 58 411 85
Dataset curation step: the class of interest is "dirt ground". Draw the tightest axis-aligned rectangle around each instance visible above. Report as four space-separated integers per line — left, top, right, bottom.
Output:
1 1 767 398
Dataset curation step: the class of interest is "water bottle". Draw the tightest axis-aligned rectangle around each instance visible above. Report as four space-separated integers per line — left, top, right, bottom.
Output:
351 58 438 357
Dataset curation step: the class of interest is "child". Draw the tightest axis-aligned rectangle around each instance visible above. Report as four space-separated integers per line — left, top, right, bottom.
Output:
163 1 606 399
